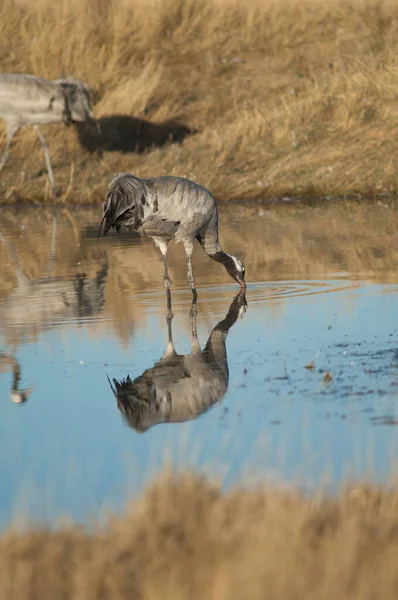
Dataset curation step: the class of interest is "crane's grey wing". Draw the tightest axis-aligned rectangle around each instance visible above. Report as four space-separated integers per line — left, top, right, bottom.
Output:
139 215 180 239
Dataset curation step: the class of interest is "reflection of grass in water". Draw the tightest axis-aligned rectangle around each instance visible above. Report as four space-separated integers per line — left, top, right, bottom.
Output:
4 471 398 598
1 0 398 201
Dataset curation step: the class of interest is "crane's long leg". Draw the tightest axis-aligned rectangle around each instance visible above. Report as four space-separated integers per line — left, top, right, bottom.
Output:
154 239 171 291
163 254 171 291
0 120 19 172
162 253 174 319
33 125 56 194
190 296 200 354
187 255 197 297
165 277 173 320
183 241 198 305
162 289 176 358
155 239 173 318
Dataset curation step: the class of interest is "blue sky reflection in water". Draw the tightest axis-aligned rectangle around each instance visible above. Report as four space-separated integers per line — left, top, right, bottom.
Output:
0 204 398 528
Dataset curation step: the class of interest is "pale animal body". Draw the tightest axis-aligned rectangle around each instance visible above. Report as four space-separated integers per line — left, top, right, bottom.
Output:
108 292 246 432
0 74 96 192
99 173 246 293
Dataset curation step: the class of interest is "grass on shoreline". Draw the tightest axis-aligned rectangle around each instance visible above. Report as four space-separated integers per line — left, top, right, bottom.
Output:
1 0 398 203
3 472 398 599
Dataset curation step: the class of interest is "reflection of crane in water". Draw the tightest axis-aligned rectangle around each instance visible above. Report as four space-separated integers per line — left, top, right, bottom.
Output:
0 352 32 404
108 291 247 433
0 213 108 339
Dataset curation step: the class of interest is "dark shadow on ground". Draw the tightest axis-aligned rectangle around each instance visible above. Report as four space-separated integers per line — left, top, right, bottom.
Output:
76 115 196 154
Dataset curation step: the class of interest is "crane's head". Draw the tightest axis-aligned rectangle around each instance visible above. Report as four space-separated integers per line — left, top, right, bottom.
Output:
224 253 246 290
57 77 96 126
234 257 246 289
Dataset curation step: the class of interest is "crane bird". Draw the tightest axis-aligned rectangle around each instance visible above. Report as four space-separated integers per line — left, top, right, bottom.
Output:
0 73 97 194
107 291 246 433
98 173 246 295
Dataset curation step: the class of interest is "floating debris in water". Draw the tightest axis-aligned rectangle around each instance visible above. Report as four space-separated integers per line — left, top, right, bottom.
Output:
323 370 333 385
305 351 320 372
371 415 398 426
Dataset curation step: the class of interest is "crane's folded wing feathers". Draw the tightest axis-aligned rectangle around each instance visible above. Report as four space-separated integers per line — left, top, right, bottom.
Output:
139 215 180 239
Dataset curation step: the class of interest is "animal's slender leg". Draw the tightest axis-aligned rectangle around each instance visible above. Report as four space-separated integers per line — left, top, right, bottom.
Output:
184 239 199 346
190 296 201 354
155 239 173 318
187 255 198 302
166 297 174 342
163 254 171 291
165 281 173 321
162 290 176 358
33 125 56 194
0 120 19 172
189 270 197 320
155 239 171 291
162 253 175 320
183 240 198 306
46 212 57 277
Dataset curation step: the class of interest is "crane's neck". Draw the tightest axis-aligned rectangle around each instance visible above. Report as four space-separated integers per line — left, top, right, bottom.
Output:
209 250 246 289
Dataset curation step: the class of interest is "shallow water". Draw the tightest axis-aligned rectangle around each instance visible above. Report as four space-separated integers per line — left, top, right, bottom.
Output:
0 200 398 527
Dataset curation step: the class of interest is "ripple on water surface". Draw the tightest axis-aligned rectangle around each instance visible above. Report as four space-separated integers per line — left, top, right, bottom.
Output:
0 202 398 527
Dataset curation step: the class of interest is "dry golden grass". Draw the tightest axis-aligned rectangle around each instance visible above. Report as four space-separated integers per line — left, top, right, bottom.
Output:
2 472 398 599
1 0 398 202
